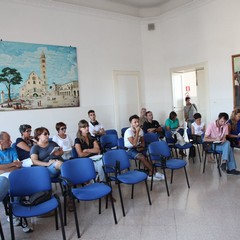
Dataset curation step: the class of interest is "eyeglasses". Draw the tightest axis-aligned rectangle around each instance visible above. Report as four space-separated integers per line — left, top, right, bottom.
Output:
60 127 66 131
42 132 49 136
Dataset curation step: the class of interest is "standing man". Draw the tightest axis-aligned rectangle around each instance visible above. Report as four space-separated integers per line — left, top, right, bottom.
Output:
143 111 165 138
88 110 105 141
184 97 198 128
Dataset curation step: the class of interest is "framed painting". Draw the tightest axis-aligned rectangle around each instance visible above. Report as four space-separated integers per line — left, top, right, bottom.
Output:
0 40 79 111
232 54 240 109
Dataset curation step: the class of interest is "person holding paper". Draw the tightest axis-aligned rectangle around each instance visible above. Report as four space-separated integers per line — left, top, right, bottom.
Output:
204 112 240 175
30 127 63 177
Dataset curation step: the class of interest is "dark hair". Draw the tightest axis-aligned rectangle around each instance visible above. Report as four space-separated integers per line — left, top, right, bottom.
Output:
34 127 50 141
169 111 177 120
193 113 201 119
185 96 190 101
55 122 66 131
146 111 152 116
129 114 139 122
230 109 240 131
76 119 91 142
88 110 95 115
218 112 229 121
19 124 32 135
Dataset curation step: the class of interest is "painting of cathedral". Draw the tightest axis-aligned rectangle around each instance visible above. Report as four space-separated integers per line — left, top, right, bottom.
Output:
0 41 79 111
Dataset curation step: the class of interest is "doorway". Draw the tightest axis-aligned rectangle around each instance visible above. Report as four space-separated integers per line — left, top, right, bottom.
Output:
171 62 209 126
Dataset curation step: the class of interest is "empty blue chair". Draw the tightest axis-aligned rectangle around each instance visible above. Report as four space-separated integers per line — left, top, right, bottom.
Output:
148 141 190 196
121 127 128 138
8 167 66 240
60 158 117 238
100 134 118 153
105 129 118 136
103 149 151 216
144 133 159 149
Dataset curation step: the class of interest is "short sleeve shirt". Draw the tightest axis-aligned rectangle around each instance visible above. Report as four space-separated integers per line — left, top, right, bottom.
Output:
52 134 73 152
89 121 104 137
15 137 33 160
191 122 205 135
165 118 179 130
30 141 61 162
74 137 97 157
205 121 228 139
124 127 143 149
143 120 160 133
0 147 18 164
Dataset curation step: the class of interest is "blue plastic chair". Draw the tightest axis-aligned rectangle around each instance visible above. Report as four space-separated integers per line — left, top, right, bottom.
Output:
144 133 159 150
100 134 118 153
103 149 151 216
8 167 66 240
105 129 118 136
60 158 117 238
121 127 128 138
148 141 190 196
71 147 78 158
165 130 193 159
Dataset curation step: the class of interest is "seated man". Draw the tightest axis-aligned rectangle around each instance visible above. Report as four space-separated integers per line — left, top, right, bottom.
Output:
124 114 164 181
0 131 32 232
88 110 105 141
204 112 240 175
0 131 21 178
143 111 164 138
139 107 147 128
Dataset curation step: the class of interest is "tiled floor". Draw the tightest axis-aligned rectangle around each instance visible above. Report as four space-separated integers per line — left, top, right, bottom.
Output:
1 149 240 240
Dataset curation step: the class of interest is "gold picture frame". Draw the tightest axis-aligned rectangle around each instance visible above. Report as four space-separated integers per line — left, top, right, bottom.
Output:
232 54 240 109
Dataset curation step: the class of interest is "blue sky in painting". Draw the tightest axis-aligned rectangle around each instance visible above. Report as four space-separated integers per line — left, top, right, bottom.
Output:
0 41 78 89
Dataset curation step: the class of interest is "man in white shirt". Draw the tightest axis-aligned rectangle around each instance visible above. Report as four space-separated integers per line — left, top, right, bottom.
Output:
88 110 105 141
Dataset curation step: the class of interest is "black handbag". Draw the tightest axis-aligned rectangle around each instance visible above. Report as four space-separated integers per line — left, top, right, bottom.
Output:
20 190 52 206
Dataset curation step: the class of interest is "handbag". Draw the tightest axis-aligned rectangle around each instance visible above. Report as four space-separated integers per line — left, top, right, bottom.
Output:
20 190 52 206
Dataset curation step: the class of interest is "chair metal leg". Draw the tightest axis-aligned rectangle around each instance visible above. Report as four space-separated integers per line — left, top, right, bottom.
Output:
197 144 201 162
163 169 170 197
55 194 66 240
55 208 59 230
117 183 125 216
131 184 134 199
99 198 102 214
72 197 81 238
202 153 207 173
9 207 15 240
150 165 154 191
170 169 174 184
216 154 222 177
0 220 5 240
183 166 190 188
109 193 118 224
144 179 152 205
63 195 67 226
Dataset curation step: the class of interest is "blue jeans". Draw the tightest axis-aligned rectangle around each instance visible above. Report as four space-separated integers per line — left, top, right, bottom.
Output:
0 176 9 201
215 141 237 171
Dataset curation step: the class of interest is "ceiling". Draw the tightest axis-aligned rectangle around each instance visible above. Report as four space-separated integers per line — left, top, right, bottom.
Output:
52 0 193 17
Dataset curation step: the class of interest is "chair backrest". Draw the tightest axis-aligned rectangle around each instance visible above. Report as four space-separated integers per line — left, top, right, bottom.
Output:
121 127 128 138
105 129 118 136
117 137 125 149
144 133 159 148
9 167 51 197
103 149 130 173
148 141 171 161
165 130 176 144
100 134 118 150
61 158 96 184
71 147 78 158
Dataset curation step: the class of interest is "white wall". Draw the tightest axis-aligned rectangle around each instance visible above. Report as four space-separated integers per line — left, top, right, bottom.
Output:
141 0 240 125
0 0 143 140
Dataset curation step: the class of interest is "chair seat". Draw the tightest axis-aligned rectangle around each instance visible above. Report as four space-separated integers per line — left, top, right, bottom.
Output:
175 143 192 149
117 170 147 184
72 183 111 201
154 159 187 169
12 197 58 217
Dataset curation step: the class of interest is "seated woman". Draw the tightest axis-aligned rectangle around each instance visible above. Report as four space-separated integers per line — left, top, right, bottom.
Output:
191 113 205 137
74 119 105 182
165 111 186 155
15 124 34 161
227 109 240 147
30 127 63 177
52 122 73 160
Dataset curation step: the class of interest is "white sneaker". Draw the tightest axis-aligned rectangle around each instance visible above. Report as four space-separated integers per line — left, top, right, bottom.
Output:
7 216 21 226
155 172 165 180
22 225 33 233
147 175 161 181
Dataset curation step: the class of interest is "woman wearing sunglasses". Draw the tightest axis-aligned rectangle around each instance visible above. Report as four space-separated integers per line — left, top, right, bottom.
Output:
15 124 34 161
52 122 73 160
30 127 63 177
